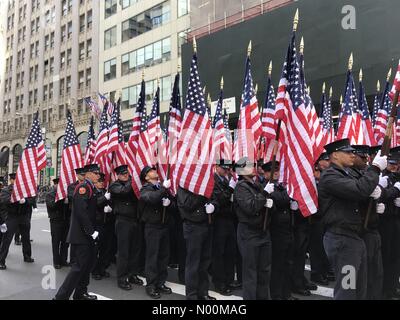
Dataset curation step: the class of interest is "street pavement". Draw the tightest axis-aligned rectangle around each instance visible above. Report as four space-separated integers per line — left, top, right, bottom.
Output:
0 204 333 300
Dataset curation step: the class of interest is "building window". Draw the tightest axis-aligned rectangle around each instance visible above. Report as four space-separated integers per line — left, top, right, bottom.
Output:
49 83 54 99
79 71 84 89
45 35 50 51
67 49 72 66
60 79 65 96
86 68 91 87
34 89 38 104
56 135 64 176
50 32 55 48
79 42 85 60
67 21 72 39
86 39 92 57
66 76 71 94
104 58 117 82
59 105 65 120
43 85 48 100
60 51 66 69
50 58 54 75
87 10 92 29
79 14 85 32
104 26 117 50
105 0 117 19
12 144 23 173
61 25 66 42
161 76 172 101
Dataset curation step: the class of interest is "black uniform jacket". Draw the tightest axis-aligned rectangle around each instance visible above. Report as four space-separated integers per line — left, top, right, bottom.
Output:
212 174 234 220
109 178 139 220
140 182 172 225
45 186 65 222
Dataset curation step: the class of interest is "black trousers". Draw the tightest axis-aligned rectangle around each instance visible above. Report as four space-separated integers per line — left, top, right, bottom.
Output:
233 220 242 283
237 223 272 300
183 221 213 300
0 214 31 263
291 214 310 290
144 224 169 288
50 220 69 266
309 217 330 278
362 230 383 300
379 215 400 297
115 217 142 281
270 227 293 299
323 231 367 300
93 221 116 275
55 243 96 299
212 218 235 288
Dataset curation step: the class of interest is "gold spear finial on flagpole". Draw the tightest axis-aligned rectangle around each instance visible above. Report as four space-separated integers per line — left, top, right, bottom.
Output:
359 69 363 82
193 36 197 53
220 76 224 90
177 63 181 73
247 40 252 57
322 82 326 94
329 87 333 99
293 9 299 32
308 86 311 95
141 70 145 80
207 93 211 106
157 77 160 87
377 80 380 92
254 83 258 95
268 61 272 77
203 85 206 95
340 95 343 105
387 68 392 82
348 53 353 70
300 37 304 54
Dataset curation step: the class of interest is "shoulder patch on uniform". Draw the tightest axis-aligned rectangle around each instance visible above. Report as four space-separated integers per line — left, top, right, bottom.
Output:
79 187 87 195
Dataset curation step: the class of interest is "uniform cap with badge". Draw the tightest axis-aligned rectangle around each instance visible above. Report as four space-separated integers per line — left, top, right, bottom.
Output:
216 159 232 170
351 145 370 158
140 166 156 182
234 157 256 176
324 138 355 154
114 165 129 175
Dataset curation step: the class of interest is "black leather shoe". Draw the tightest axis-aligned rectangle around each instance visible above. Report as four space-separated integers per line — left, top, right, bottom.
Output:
0 263 6 270
305 282 318 291
61 262 72 267
54 265 61 269
128 275 144 286
215 285 232 296
73 293 97 301
310 274 329 286
229 281 242 289
293 288 311 296
198 295 217 300
146 287 161 299
23 257 34 263
101 271 110 278
157 284 172 294
118 280 133 290
168 264 179 269
92 274 103 280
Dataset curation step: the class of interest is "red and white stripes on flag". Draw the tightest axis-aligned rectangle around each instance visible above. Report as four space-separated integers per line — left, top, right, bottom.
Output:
11 112 46 203
84 116 96 165
213 88 232 161
358 79 376 146
174 53 215 198
233 55 262 163
94 104 111 184
374 81 391 145
55 110 83 201
275 32 318 217
390 60 400 100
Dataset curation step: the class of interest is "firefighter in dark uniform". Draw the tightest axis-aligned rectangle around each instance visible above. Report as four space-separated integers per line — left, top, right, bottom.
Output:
309 152 332 286
177 182 218 300
318 139 387 300
233 157 274 300
109 165 143 290
139 166 173 299
46 178 69 269
0 176 5 247
54 164 100 300
210 159 236 296
0 173 36 270
379 146 400 300
92 173 114 280
262 161 295 300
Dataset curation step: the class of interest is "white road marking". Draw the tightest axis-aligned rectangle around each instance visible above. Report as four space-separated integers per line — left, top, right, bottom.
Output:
305 264 334 298
89 292 112 300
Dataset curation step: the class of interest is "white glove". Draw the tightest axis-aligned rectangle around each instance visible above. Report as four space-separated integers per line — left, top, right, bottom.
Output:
104 192 111 200
265 198 274 208
230 194 234 203
205 203 215 214
290 200 299 211
264 182 274 194
379 174 389 188
394 182 400 192
394 197 400 207
376 203 385 214
0 223 7 233
229 178 237 189
372 150 387 171
91 231 99 240
103 205 112 213
162 198 171 207
162 179 171 189
33 208 38 213
369 186 382 200
64 198 69 204
19 198 26 204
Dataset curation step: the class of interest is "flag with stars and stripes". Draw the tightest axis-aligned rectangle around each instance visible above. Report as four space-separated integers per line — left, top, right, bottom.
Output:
11 112 46 202
336 70 357 144
126 80 154 197
83 116 97 165
233 55 262 163
390 60 400 101
213 88 231 161
174 53 215 198
359 79 376 146
148 86 161 149
374 81 391 145
93 104 110 178
321 91 335 145
108 99 126 174
55 110 83 201
274 32 318 217
84 97 101 120
372 88 381 127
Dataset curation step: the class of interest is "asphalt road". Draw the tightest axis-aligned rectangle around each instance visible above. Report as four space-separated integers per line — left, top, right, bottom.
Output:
0 204 333 300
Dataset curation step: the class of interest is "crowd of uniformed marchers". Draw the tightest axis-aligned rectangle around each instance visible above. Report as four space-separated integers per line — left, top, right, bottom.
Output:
0 137 399 300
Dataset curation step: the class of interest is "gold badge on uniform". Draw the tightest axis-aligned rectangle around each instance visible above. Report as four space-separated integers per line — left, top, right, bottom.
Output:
79 187 86 195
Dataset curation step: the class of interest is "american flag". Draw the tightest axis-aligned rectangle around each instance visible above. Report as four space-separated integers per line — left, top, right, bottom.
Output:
93 104 110 176
213 88 231 161
11 112 46 202
126 80 154 197
174 53 215 198
274 32 318 217
83 116 96 165
372 84 381 127
321 91 335 145
148 86 161 149
260 76 277 162
167 73 183 194
389 60 400 100
98 93 114 116
233 55 262 162
358 79 376 146
55 110 83 201
108 99 126 171
374 81 391 145
336 70 357 144
84 97 101 120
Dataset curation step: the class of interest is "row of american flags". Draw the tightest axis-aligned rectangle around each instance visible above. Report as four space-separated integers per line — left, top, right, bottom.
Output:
9 11 400 218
